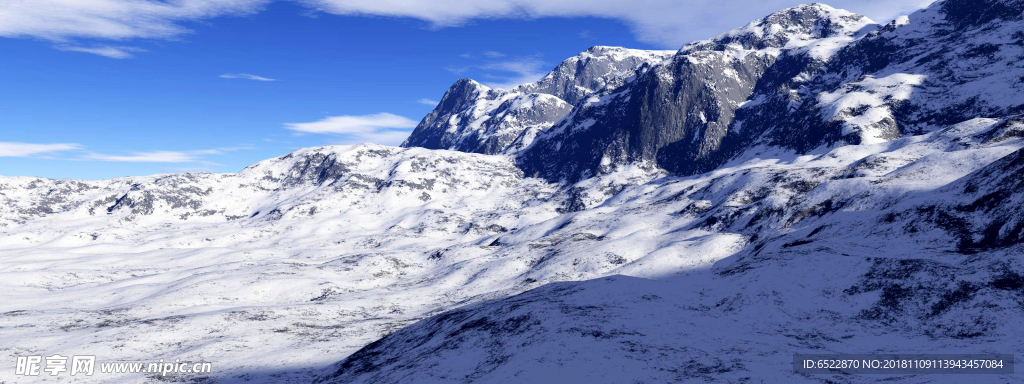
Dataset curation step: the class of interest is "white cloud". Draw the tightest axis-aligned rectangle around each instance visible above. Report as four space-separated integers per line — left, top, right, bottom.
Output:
190 146 253 155
304 0 937 47
86 146 251 163
88 151 199 163
0 142 251 164
416 98 439 106
55 45 145 58
479 57 548 89
0 0 937 50
0 0 269 41
284 113 418 145
220 73 276 81
0 142 81 157
443 65 469 75
445 55 548 89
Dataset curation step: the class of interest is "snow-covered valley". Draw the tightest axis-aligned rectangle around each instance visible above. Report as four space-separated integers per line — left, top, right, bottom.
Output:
3 0 1024 382
4 117 1024 382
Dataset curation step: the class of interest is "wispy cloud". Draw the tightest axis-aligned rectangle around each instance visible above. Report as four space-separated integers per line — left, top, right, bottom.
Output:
190 146 253 155
0 141 251 164
0 0 929 52
0 142 81 157
55 45 145 59
480 57 544 76
284 113 418 145
478 57 548 89
0 0 269 41
220 73 276 81
416 98 439 106
86 146 251 163
88 151 200 163
443 65 469 75
305 0 929 47
446 53 549 89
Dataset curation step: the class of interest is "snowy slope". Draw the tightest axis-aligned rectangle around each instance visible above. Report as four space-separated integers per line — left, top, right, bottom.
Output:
4 118 1024 383
763 0 1024 152
320 117 1024 384
3 0 1024 383
0 145 566 383
518 4 879 182
518 0 1024 182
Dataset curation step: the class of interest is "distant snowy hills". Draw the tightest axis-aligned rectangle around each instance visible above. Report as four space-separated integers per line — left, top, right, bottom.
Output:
3 0 1024 383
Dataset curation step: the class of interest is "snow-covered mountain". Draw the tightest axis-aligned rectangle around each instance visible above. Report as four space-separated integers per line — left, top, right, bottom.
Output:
517 4 878 182
3 0 1024 383
401 47 674 155
517 0 1024 182
321 115 1024 383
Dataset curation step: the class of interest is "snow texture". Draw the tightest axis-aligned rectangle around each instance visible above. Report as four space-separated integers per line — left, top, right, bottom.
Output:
3 0 1024 383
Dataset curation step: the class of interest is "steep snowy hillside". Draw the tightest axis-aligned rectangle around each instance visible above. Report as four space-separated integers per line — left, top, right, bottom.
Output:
518 4 878 182
4 118 1024 383
320 117 1024 384
518 0 1024 182
317 0 1024 382
400 79 573 155
758 0 1024 153
401 47 673 155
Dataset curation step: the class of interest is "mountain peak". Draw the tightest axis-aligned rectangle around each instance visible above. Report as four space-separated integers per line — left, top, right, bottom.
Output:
450 78 488 92
760 3 871 29
402 46 672 155
685 3 874 53
518 46 673 105
584 45 628 53
579 45 664 58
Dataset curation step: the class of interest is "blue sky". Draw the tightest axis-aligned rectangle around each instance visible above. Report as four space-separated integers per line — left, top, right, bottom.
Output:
0 0 931 179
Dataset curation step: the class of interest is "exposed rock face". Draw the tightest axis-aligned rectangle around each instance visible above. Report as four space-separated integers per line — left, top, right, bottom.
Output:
761 0 1024 153
309 1 1024 382
518 46 677 105
317 116 1024 383
517 0 1024 182
518 4 876 181
401 47 673 155
400 80 573 155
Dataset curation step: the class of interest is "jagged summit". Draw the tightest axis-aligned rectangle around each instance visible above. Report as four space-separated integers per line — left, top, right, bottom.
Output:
518 46 674 105
684 3 875 58
516 0 1024 182
401 46 672 155
516 4 880 183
